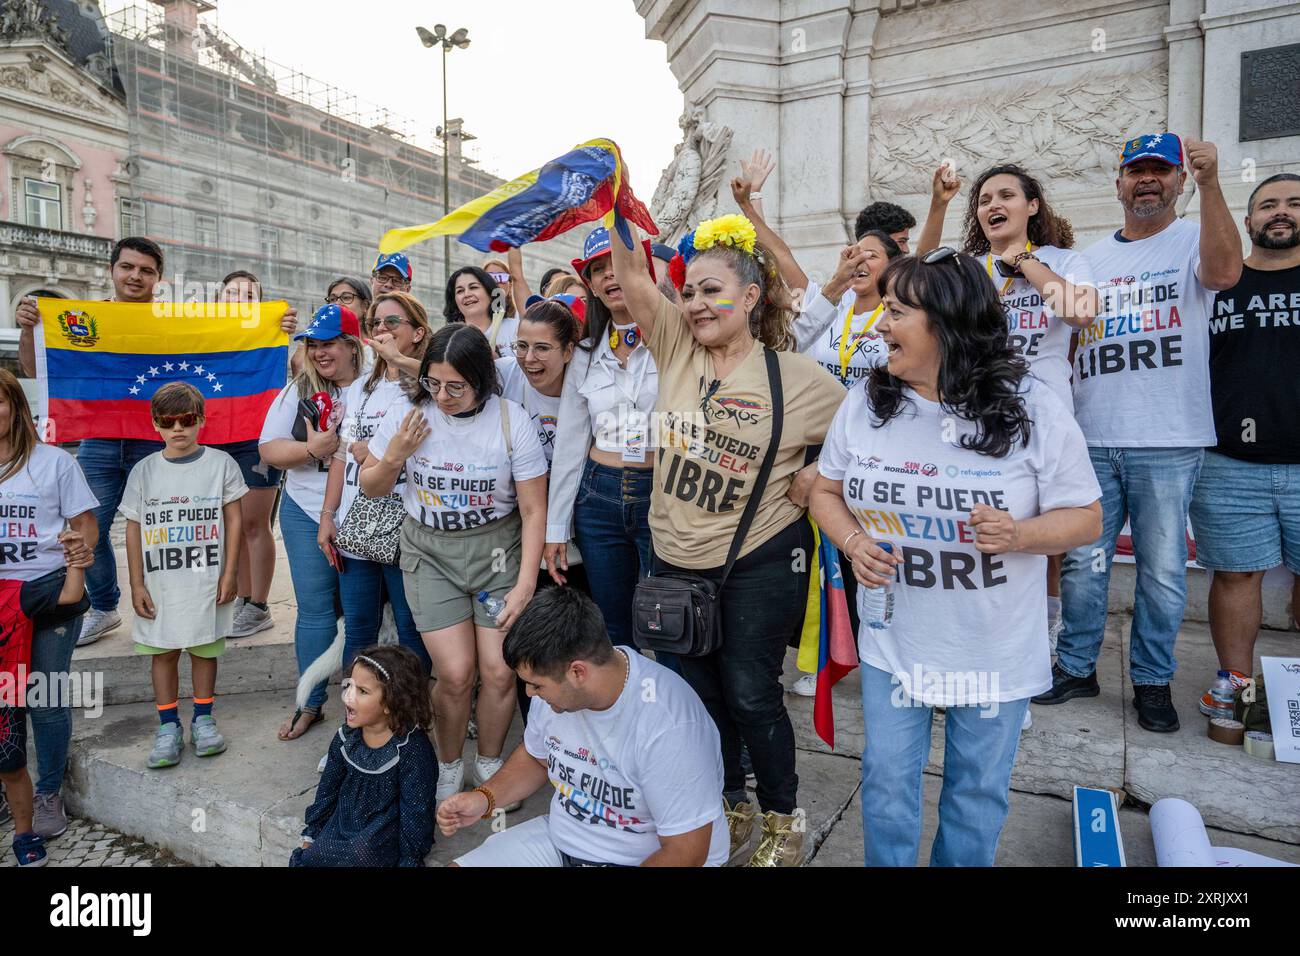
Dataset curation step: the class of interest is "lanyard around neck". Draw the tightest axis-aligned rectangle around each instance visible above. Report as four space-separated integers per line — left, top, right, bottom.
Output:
838 303 884 382
986 240 1032 295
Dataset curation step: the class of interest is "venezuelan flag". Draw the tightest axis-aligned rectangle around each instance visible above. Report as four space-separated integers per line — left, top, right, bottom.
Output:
35 300 289 444
379 137 657 255
795 524 859 749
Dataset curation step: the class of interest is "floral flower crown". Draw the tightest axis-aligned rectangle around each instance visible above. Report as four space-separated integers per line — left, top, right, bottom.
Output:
668 214 761 291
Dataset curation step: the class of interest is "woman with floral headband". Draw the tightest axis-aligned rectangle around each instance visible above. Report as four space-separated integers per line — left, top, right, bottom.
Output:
610 213 845 867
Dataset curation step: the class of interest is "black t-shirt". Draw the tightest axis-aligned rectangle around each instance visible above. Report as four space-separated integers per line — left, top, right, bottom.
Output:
1209 263 1300 463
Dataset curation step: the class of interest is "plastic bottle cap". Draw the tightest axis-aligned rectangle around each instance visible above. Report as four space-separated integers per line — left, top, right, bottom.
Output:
878 541 894 554
476 590 489 601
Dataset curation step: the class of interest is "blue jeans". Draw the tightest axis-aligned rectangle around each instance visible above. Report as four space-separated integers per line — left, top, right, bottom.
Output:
572 460 654 648
27 613 84 795
1058 446 1203 686
280 495 341 710
339 555 430 674
859 663 1029 866
75 438 164 611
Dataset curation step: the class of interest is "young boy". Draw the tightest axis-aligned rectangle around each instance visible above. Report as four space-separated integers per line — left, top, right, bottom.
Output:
1 530 92 866
120 382 246 769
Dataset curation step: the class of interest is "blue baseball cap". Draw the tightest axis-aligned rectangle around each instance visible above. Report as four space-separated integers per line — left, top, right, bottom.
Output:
571 226 657 287
295 303 361 342
372 252 412 280
1120 133 1183 168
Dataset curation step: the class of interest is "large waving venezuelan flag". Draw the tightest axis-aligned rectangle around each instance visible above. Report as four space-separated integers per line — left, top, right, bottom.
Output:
379 137 657 255
35 300 289 444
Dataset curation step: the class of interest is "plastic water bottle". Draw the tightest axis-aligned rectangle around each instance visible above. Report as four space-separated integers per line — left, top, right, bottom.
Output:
862 541 895 629
1208 670 1236 719
477 591 506 625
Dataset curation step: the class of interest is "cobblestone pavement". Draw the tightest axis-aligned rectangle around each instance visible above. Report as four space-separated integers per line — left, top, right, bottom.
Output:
0 803 185 868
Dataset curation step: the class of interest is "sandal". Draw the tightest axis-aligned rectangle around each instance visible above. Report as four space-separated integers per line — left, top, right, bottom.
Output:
279 706 323 741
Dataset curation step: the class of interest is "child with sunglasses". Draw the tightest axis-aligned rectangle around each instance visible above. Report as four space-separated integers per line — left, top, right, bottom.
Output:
120 383 248 770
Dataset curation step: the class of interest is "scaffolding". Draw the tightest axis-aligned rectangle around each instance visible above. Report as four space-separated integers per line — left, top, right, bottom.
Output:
98 1 578 313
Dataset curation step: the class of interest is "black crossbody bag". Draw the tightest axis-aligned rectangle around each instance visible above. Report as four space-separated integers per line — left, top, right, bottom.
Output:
632 347 784 658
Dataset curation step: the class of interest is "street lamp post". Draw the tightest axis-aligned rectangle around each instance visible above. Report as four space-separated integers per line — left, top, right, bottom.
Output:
417 24 470 292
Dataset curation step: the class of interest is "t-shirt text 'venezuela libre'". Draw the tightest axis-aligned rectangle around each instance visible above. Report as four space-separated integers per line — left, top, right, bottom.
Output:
523 648 730 866
1208 263 1300 465
367 393 548 532
645 295 845 568
818 378 1100 705
118 447 248 649
1076 218 1216 447
0 444 98 582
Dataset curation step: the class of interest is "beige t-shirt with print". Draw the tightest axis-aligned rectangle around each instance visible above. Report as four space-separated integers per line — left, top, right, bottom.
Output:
646 295 846 568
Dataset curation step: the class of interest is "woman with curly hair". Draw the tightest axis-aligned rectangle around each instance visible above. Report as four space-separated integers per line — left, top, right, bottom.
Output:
809 249 1102 867
290 645 437 867
610 213 845 868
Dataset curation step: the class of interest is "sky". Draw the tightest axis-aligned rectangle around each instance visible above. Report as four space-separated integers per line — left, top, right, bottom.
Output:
183 0 684 199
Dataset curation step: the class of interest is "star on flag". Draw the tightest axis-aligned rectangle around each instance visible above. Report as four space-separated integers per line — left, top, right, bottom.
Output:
125 357 225 399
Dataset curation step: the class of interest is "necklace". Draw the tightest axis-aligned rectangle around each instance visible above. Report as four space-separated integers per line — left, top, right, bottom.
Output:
987 240 1031 295
609 321 640 350
837 303 884 383
619 648 630 694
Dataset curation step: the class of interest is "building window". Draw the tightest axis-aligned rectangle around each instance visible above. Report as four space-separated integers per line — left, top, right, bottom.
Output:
196 213 218 248
24 178 62 230
120 198 146 236
305 236 324 266
260 226 280 284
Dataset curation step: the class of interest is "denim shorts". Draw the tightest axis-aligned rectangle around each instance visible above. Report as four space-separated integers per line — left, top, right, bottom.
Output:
1190 450 1300 573
212 440 283 489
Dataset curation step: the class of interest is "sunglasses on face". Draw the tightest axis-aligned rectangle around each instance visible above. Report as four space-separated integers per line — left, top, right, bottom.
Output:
155 413 201 429
368 316 410 332
419 377 468 398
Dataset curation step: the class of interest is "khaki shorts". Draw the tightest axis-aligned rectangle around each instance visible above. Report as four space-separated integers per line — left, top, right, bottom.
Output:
399 510 522 632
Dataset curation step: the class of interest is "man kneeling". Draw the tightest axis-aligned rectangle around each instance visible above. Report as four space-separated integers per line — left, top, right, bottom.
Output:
438 587 729 866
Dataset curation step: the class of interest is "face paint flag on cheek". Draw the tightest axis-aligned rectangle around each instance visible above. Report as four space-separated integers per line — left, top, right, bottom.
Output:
716 299 736 313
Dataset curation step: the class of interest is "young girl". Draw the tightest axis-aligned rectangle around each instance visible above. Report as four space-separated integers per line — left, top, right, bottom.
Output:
291 645 437 867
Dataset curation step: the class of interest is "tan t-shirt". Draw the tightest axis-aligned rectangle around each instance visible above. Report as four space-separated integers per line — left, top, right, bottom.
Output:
646 296 845 568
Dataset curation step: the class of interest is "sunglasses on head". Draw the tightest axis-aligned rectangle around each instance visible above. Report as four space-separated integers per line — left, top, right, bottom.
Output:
920 246 960 265
487 272 510 284
155 413 201 429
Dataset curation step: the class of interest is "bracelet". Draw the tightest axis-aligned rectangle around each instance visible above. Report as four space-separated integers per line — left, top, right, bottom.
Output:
842 529 862 551
320 509 335 519
749 191 763 200
1013 251 1041 267
472 785 497 819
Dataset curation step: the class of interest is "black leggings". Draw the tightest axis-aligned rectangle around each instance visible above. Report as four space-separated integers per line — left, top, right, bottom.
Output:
656 516 813 814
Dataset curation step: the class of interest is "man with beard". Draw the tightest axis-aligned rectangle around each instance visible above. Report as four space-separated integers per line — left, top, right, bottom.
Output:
1188 173 1300 712
1035 134 1242 733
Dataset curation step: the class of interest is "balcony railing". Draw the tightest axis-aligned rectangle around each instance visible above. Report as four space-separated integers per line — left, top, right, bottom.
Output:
0 222 113 261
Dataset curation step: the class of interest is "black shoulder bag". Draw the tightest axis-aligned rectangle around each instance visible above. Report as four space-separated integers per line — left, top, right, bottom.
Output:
632 347 784 658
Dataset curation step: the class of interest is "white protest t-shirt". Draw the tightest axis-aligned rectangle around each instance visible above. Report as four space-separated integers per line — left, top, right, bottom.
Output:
523 648 729 866
118 448 248 649
0 444 98 582
486 316 520 357
335 376 408 559
794 282 887 389
497 357 561 466
818 378 1100 705
258 382 346 521
994 245 1093 411
368 393 547 532
1076 218 1216 446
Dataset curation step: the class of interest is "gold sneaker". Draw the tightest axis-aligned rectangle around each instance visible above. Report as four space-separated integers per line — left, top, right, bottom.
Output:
725 799 757 865
743 810 805 867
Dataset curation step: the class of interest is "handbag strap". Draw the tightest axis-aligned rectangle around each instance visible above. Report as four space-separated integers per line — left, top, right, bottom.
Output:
499 397 513 457
718 346 783 589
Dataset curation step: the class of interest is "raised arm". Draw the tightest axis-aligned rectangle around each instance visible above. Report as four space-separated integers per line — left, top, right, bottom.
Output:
1185 140 1244 291
731 151 808 294
609 216 669 336
506 246 533 316
915 163 962 257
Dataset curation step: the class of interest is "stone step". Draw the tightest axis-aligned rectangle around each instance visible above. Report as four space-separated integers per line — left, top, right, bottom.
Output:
1110 562 1296 633
785 616 1300 845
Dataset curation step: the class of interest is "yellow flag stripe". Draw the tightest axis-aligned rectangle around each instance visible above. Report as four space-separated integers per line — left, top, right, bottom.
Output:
39 300 289 354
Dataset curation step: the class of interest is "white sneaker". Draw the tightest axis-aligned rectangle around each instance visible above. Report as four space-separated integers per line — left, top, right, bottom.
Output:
474 755 521 812
789 674 817 698
1021 708 1033 731
436 758 465 803
76 608 121 647
229 601 274 639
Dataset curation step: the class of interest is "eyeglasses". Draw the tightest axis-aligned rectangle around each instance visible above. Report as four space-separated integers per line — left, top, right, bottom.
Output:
487 272 510 284
154 413 201 429
371 272 410 286
367 316 411 332
419 377 468 398
920 246 959 264
510 341 557 358
325 291 361 305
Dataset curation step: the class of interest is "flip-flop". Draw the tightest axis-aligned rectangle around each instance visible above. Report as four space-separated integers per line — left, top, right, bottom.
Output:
280 706 323 741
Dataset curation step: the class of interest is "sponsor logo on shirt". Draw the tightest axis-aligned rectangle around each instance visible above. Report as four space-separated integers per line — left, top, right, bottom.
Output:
944 465 1004 479
545 735 561 752
856 455 881 470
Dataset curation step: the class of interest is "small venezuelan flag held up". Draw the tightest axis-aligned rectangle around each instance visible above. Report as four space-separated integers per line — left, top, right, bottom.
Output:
379 137 657 255
35 299 290 444
796 523 859 749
